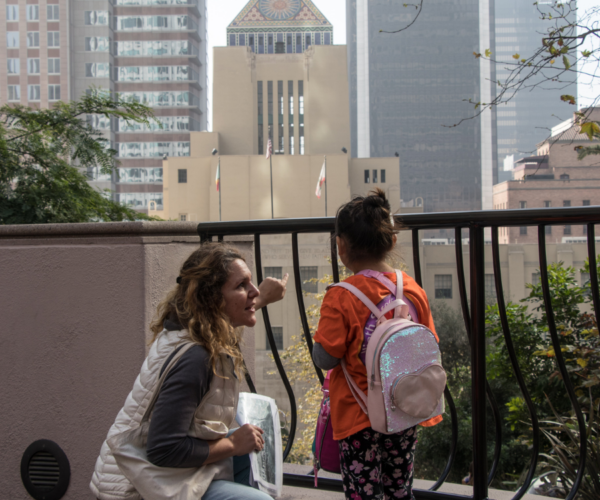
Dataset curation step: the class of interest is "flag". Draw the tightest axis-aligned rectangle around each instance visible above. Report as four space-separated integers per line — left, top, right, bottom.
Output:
215 163 220 192
266 139 273 159
315 161 326 198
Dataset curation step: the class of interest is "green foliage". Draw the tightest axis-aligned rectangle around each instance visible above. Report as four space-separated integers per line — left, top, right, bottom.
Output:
0 92 159 224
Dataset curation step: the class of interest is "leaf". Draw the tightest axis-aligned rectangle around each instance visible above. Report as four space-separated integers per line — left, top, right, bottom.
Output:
580 121 600 140
563 55 571 70
577 358 588 368
550 59 555 65
512 53 520 59
485 48 492 58
561 94 576 105
521 59 526 63
582 50 592 58
473 52 481 58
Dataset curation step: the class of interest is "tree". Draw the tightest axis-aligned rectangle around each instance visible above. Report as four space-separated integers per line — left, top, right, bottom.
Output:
0 92 158 224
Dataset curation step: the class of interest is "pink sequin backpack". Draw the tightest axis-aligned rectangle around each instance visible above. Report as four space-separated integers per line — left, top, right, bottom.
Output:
332 270 447 434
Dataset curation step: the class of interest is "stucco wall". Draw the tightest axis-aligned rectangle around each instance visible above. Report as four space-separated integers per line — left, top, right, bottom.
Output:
0 222 255 499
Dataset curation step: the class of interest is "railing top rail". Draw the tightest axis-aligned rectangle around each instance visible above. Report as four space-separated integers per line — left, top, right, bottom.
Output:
197 206 600 238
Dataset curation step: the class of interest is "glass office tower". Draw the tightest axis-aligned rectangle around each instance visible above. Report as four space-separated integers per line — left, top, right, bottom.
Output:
495 0 577 177
347 0 497 214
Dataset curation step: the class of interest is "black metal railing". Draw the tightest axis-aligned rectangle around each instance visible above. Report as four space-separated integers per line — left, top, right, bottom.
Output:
198 206 600 500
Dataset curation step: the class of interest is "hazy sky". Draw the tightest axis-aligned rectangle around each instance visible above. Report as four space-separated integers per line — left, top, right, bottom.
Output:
206 0 598 128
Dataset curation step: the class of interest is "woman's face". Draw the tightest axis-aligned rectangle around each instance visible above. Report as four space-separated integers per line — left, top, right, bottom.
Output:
221 259 260 328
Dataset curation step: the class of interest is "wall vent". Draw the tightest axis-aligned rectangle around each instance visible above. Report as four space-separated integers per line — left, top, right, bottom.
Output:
21 440 70 500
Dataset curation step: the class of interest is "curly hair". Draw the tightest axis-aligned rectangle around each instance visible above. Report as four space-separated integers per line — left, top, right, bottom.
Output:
150 243 246 378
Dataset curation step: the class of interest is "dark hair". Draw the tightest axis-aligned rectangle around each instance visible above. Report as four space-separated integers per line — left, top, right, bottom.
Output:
335 188 397 263
150 243 246 378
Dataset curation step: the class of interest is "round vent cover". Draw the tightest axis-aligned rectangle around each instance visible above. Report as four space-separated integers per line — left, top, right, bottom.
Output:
21 440 70 500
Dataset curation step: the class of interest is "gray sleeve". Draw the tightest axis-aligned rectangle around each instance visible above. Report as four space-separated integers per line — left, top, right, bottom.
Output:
147 345 214 468
313 342 341 370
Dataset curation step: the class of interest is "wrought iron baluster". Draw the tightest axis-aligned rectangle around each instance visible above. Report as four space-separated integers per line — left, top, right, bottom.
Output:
428 386 458 491
254 234 297 460
586 224 600 325
491 227 540 500
537 225 587 500
469 225 488 500
455 228 502 486
331 231 340 284
292 233 325 385
412 229 422 287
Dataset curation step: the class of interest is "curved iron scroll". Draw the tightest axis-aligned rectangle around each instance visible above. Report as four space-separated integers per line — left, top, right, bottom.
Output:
537 226 587 500
491 227 540 500
292 233 325 385
254 234 297 460
456 228 502 487
412 229 459 491
587 224 600 330
331 232 340 284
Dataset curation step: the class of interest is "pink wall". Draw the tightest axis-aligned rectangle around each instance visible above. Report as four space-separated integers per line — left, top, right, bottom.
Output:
0 222 255 499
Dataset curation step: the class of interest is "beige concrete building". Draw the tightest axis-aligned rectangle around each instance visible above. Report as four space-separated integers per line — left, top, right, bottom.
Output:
493 108 600 244
154 44 399 221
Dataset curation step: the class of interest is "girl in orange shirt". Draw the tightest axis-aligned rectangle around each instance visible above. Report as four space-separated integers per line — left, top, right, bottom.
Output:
313 189 440 500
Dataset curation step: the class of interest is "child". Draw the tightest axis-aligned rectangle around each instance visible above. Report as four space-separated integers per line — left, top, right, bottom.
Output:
313 189 441 500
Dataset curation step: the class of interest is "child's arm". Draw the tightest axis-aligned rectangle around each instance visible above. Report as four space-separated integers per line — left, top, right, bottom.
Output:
313 342 341 370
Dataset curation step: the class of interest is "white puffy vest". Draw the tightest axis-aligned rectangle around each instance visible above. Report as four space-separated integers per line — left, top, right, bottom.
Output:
90 329 240 500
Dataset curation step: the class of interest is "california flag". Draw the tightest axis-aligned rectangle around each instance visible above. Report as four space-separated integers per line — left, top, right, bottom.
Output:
315 161 326 198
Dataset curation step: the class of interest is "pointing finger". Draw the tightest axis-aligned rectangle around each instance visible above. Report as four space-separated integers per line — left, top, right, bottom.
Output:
281 273 289 286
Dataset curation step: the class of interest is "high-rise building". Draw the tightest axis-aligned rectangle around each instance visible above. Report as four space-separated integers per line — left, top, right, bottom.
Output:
346 0 497 214
1 0 208 211
495 0 577 172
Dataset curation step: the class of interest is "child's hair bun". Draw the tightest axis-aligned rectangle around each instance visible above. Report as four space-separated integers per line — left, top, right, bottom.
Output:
363 188 391 226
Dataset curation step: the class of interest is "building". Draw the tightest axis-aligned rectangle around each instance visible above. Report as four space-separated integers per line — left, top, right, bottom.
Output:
346 0 497 216
1 0 208 209
494 0 577 170
226 0 334 55
153 44 399 221
493 108 600 244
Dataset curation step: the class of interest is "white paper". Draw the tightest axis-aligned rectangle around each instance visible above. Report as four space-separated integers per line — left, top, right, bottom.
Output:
236 392 283 498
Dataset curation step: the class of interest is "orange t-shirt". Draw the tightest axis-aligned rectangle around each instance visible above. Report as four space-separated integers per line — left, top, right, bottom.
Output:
314 272 441 441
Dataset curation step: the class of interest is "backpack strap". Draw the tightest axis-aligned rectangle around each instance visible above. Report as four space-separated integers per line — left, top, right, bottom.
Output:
330 282 382 318
340 358 369 415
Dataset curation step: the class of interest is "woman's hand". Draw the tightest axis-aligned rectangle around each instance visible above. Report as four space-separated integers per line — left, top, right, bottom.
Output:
228 424 265 455
255 274 289 309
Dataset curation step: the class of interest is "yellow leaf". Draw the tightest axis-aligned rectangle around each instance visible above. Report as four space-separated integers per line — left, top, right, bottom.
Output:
485 48 492 58
512 53 520 60
577 358 588 368
550 59 555 64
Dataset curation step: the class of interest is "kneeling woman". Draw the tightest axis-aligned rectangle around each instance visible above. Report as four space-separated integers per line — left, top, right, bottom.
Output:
91 243 287 500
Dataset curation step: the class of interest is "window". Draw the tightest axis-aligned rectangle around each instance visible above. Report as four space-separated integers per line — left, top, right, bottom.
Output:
300 266 318 293
178 169 187 183
306 34 311 48
298 80 304 155
266 326 283 350
118 192 163 209
180 214 187 221
264 267 283 280
434 275 452 299
48 85 61 101
239 34 245 46
48 58 60 74
583 200 591 206
47 5 60 21
564 201 572 208
564 225 572 235
115 40 192 57
485 274 495 298
229 34 235 46
88 114 112 131
6 5 19 21
7 59 20 75
560 174 570 180
7 32 19 48
118 115 191 133
85 11 108 25
373 169 378 183
278 81 284 152
27 59 40 74
546 225 552 235
296 33 302 53
288 81 294 155
258 34 264 54
268 81 273 145
120 91 195 107
8 85 21 102
27 5 39 21
531 272 541 287
115 65 194 82
519 201 527 209
117 167 163 183
249 34 254 51
85 37 110 52
115 15 193 31
28 85 41 101
27 32 40 48
47 32 60 48
520 226 527 235
118 142 190 158
315 33 321 45
86 63 110 78
544 201 551 208
324 32 331 45
364 170 370 183
381 169 386 183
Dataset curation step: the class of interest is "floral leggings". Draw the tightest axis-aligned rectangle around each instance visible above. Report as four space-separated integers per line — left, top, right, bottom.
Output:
338 426 418 500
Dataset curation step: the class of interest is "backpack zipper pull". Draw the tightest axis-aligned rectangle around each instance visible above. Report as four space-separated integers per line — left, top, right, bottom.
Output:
370 373 376 390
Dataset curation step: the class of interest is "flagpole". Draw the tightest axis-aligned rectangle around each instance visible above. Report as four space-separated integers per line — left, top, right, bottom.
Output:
324 155 327 217
218 156 221 222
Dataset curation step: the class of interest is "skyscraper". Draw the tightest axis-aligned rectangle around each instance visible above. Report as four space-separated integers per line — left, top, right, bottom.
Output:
495 0 577 175
1 0 208 212
346 0 497 213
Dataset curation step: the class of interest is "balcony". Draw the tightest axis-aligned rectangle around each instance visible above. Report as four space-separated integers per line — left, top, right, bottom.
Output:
1 207 598 499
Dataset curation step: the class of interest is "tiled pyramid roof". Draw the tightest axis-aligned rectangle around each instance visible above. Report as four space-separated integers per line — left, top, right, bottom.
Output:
228 0 332 29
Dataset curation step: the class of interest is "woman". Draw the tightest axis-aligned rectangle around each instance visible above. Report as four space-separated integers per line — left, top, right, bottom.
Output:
91 243 288 500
